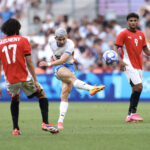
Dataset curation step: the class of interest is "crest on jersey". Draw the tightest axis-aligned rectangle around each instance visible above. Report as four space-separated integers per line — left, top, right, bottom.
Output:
139 36 142 40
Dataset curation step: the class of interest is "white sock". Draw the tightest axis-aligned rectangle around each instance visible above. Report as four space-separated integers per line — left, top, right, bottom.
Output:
58 101 68 123
73 79 93 91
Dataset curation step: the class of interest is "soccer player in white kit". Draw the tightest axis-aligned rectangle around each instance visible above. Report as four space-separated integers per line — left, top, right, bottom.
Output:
39 28 105 129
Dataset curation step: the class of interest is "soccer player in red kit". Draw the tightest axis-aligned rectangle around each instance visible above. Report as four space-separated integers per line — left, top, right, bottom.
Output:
0 18 59 135
115 13 150 122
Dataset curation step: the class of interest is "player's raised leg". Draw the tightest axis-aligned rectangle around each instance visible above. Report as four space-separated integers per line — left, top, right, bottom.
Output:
57 81 72 129
56 67 105 95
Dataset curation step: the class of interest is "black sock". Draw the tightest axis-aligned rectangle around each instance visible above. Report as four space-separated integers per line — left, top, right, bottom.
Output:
10 99 19 130
128 91 141 115
39 98 49 124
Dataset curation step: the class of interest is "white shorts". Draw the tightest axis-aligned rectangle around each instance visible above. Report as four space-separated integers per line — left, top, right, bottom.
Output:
124 66 142 86
6 79 37 97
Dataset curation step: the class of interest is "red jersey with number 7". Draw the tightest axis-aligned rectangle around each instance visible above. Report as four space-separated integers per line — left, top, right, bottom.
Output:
115 29 147 69
0 35 32 84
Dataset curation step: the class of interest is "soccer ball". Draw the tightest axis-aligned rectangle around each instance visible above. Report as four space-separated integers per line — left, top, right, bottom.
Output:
102 50 118 65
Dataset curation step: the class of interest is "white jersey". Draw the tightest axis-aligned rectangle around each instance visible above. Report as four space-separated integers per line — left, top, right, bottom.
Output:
49 36 75 64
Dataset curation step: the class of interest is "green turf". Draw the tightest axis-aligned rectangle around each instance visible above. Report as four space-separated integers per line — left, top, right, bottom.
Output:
0 102 150 150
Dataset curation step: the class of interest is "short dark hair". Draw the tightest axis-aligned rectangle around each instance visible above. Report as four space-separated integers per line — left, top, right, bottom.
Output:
1 18 21 36
33 15 40 20
126 13 139 21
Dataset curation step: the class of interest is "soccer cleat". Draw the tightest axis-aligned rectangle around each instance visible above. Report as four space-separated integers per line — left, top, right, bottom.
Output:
125 116 137 122
130 114 143 121
12 128 21 135
125 114 143 122
89 85 105 96
41 123 59 134
57 122 64 129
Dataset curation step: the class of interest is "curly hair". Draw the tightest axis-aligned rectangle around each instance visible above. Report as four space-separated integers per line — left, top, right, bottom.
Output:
1 18 21 36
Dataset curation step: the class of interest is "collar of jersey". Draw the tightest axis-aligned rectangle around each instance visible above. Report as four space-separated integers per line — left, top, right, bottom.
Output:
127 28 137 33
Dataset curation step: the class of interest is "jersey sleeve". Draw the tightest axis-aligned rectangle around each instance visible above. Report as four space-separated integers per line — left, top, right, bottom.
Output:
65 40 74 55
23 38 31 55
115 31 125 47
142 33 147 47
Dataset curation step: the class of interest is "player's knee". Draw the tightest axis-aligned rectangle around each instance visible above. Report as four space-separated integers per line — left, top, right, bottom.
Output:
70 76 77 84
36 90 46 99
64 77 74 84
133 84 143 92
138 84 143 92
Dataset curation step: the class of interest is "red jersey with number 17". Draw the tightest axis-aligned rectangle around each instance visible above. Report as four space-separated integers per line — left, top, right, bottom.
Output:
0 35 32 84
115 29 147 69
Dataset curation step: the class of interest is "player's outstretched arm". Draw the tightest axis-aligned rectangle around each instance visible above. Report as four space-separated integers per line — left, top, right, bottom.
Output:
39 53 70 67
143 46 150 56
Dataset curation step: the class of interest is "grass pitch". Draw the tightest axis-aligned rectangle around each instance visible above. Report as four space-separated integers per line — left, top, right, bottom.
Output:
0 102 150 150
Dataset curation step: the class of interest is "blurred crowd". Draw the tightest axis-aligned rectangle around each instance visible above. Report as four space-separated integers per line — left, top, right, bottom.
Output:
1 0 150 74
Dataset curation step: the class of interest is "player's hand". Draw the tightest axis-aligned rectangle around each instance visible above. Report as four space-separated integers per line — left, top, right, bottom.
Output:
120 60 127 71
0 88 2 98
34 81 41 92
39 61 48 67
